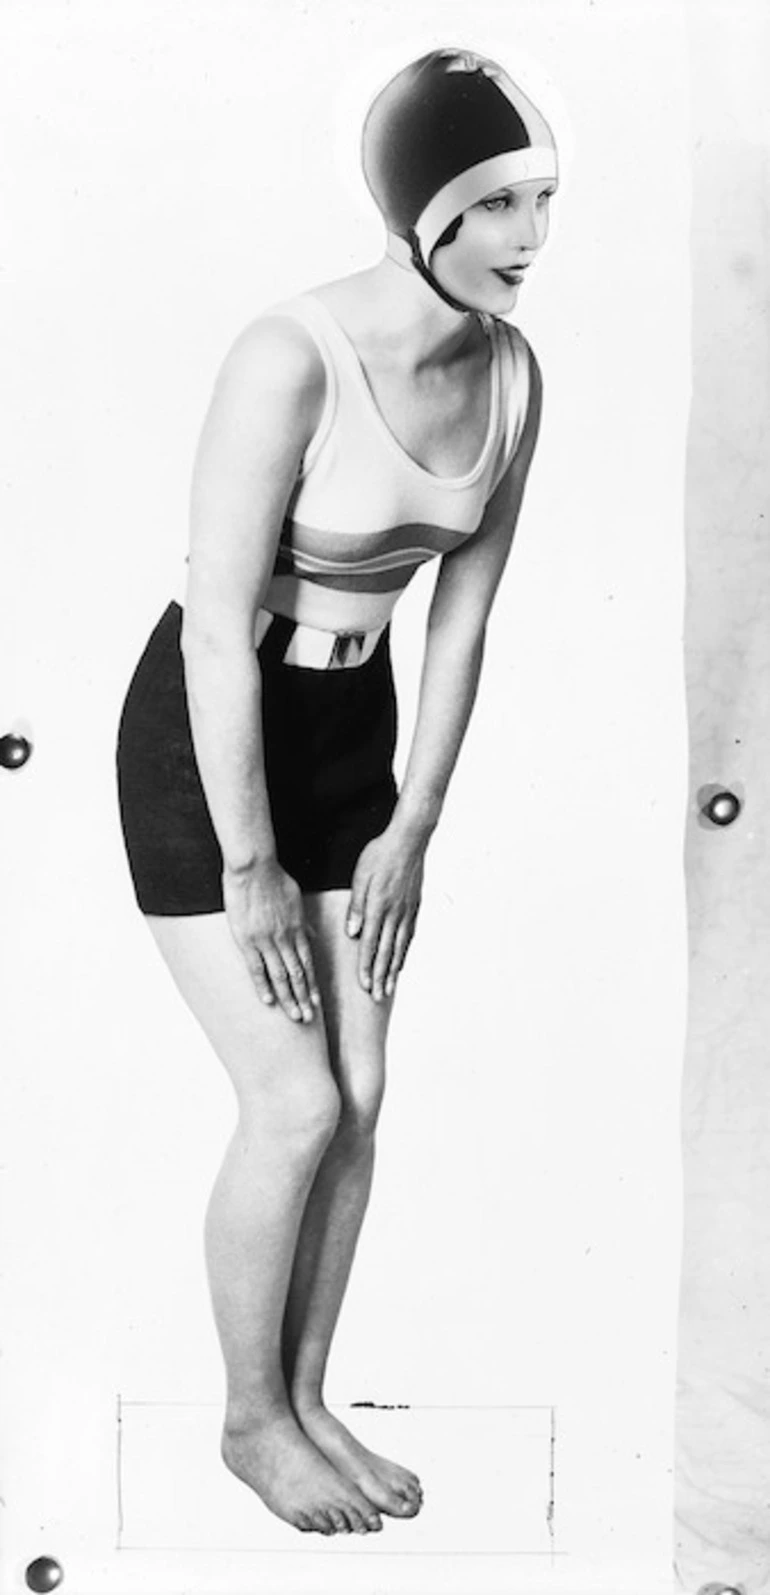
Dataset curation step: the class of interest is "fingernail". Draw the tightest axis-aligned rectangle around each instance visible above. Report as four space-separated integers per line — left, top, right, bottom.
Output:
291 1006 301 1021
385 980 394 995
262 995 275 1006
311 990 320 1006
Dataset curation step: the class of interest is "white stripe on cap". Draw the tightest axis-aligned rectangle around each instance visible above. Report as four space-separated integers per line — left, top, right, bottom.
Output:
415 146 558 261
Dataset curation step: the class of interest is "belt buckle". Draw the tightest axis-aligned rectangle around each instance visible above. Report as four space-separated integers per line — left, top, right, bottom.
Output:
328 631 367 670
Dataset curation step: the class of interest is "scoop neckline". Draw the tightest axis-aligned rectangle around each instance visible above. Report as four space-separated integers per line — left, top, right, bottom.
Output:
301 293 501 488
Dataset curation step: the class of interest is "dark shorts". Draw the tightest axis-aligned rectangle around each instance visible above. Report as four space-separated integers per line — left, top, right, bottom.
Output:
116 603 398 915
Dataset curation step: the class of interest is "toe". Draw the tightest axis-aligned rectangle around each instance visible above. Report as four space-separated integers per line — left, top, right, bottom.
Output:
312 1511 334 1535
295 1513 313 1532
329 1507 351 1533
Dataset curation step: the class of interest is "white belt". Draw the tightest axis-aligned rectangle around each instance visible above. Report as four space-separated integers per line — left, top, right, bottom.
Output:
255 610 386 670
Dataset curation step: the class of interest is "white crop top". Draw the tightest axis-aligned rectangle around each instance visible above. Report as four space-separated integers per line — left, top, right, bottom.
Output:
184 292 532 634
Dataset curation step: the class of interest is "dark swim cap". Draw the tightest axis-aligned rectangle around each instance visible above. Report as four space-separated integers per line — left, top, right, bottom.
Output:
362 48 558 309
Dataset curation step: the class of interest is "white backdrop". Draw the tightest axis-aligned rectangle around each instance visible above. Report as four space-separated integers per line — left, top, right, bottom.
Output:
676 3 770 1590
1 2 688 1592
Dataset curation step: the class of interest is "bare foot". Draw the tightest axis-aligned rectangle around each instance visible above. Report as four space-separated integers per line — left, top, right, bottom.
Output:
294 1403 423 1518
221 1410 384 1536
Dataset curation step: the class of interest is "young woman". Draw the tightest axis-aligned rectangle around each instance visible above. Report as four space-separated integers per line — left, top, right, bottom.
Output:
117 47 558 1539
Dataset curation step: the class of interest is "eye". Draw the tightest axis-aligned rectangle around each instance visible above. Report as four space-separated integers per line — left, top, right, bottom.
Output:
481 194 510 212
538 187 556 204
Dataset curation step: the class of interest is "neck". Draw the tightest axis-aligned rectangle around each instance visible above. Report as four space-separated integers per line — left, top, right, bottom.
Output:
363 233 480 369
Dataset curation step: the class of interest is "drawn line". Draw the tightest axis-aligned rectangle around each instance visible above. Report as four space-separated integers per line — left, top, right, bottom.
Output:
116 1392 124 1551
119 1399 554 1411
350 1400 410 1410
547 1404 556 1557
117 1546 569 1558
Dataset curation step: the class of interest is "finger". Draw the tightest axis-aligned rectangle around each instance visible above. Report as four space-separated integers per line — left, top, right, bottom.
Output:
371 914 397 1003
277 935 315 1024
358 899 385 994
385 915 416 997
346 868 369 939
241 944 277 1007
294 927 321 1010
261 944 304 1023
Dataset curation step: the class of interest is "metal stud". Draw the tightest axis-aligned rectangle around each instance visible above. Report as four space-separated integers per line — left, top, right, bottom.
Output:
25 1558 63 1592
0 733 33 770
702 789 741 826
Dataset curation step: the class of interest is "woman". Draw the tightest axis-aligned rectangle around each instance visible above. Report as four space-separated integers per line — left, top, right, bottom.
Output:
117 47 558 1539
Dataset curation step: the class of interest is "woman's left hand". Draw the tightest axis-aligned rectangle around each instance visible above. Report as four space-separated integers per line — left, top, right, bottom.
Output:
346 824 427 1001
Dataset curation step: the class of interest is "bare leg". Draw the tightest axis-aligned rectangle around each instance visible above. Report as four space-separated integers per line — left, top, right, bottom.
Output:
282 891 423 1517
147 912 383 1537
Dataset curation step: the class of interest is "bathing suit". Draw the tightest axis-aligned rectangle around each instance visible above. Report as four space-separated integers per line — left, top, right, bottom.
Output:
116 294 532 914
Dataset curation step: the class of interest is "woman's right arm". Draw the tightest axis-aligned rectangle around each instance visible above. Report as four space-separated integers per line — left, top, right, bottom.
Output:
180 316 325 1024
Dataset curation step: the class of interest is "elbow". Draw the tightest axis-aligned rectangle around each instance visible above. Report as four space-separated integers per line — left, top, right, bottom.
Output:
179 610 216 666
179 609 258 683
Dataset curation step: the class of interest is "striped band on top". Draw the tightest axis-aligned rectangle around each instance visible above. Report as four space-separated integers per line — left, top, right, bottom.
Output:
275 547 460 595
280 517 472 564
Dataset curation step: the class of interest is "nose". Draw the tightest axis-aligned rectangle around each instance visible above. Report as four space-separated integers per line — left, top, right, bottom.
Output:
512 196 549 254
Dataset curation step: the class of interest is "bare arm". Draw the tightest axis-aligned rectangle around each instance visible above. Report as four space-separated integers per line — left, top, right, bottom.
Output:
181 315 326 1022
347 350 543 1000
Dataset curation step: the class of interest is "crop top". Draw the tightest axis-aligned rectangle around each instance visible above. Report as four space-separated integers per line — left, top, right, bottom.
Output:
182 292 532 635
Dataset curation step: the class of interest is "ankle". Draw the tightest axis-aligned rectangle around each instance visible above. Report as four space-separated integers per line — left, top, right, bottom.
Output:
291 1386 326 1420
224 1392 290 1438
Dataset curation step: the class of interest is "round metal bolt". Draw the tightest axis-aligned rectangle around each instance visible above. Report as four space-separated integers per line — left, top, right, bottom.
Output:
0 733 33 770
703 789 741 827
25 1558 63 1592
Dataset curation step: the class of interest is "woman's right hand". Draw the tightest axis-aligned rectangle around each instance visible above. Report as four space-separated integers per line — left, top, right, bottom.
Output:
223 857 320 1024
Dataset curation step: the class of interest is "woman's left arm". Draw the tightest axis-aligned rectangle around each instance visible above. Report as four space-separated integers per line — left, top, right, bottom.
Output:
347 348 543 1000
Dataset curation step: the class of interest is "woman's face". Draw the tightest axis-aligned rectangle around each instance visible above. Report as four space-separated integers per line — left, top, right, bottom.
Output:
430 177 556 312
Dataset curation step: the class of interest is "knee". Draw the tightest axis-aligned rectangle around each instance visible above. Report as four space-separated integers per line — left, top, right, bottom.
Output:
336 1057 385 1142
241 1072 341 1158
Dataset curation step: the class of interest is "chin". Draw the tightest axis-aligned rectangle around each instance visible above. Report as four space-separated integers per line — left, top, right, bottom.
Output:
468 277 520 313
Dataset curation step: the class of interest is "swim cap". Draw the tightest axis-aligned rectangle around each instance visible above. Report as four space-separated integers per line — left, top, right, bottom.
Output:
362 48 558 309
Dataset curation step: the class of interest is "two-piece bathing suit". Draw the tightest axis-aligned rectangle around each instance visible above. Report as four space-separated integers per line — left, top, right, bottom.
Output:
116 293 532 914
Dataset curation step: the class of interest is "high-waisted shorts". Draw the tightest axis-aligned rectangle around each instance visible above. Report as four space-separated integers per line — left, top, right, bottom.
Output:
116 602 398 915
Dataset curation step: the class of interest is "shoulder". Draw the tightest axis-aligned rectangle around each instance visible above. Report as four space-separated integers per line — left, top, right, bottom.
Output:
205 308 327 443
496 322 542 433
218 307 326 401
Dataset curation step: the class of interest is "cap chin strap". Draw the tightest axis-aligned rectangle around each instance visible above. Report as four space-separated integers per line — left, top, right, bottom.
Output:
405 227 476 315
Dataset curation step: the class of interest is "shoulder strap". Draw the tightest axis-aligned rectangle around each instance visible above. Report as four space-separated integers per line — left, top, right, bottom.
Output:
502 324 532 463
488 323 532 494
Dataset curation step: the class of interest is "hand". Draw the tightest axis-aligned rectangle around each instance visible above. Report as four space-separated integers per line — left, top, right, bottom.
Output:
223 857 320 1023
346 826 426 1002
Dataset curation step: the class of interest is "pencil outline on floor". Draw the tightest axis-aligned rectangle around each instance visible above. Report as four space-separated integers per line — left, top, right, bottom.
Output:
116 1392 124 1551
114 1397 559 1557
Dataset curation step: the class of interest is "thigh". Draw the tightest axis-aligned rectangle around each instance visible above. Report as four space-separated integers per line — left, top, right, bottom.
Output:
303 890 392 1118
146 912 336 1120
